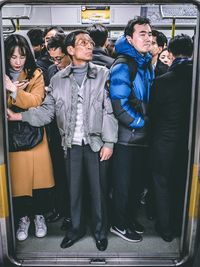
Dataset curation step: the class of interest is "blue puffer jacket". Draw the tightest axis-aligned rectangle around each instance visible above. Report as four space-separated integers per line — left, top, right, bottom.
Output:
110 35 154 145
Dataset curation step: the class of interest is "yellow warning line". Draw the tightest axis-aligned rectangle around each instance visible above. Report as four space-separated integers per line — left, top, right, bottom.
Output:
0 164 9 218
189 164 200 218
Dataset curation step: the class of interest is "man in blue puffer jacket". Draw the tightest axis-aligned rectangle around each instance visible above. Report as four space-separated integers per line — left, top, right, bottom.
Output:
110 16 154 242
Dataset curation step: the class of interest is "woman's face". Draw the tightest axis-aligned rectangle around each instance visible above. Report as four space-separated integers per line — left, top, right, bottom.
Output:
9 46 26 71
159 50 172 66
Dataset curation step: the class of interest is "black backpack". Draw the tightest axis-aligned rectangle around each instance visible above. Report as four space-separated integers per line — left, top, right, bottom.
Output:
111 54 137 83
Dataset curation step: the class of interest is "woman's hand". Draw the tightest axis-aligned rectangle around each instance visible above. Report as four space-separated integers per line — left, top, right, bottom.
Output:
14 80 29 90
5 75 29 93
7 108 22 121
5 75 16 93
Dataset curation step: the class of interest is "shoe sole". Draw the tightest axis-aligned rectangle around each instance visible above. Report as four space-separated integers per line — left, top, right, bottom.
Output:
135 229 144 234
16 235 28 241
35 231 47 238
132 223 145 234
110 227 142 243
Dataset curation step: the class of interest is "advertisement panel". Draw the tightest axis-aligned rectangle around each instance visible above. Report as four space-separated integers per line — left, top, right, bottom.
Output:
81 6 110 24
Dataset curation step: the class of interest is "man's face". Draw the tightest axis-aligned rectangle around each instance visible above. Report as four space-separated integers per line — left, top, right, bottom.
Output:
150 36 162 57
127 24 152 55
67 33 94 65
32 44 44 59
44 29 58 48
48 47 70 70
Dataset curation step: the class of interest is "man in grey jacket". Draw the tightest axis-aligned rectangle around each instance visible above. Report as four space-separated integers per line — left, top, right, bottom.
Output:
7 29 118 251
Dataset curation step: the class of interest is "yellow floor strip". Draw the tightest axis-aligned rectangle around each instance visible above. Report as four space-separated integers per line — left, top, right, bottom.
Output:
0 164 9 218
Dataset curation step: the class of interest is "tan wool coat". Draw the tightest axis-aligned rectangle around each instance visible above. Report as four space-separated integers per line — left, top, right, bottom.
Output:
8 68 55 197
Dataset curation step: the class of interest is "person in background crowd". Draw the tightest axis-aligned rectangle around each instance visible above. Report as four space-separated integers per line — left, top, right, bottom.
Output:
27 28 45 60
47 33 71 84
106 38 117 58
45 33 71 228
149 34 193 242
7 29 118 251
35 27 65 222
141 29 169 221
150 30 169 77
159 47 172 66
36 26 64 86
4 34 54 241
86 23 115 220
87 23 114 68
109 16 154 242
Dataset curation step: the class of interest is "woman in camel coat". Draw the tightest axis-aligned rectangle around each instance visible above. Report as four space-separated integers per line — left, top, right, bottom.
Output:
5 34 54 241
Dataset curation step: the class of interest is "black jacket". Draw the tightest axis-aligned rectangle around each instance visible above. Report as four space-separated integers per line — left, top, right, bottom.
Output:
36 51 53 86
47 64 59 86
154 59 169 77
92 47 114 69
149 59 193 176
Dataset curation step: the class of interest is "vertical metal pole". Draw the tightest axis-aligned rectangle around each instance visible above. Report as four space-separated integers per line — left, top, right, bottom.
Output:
171 17 176 38
16 18 20 31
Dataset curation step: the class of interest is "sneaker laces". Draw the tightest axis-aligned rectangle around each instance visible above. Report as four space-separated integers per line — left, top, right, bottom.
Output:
35 215 45 229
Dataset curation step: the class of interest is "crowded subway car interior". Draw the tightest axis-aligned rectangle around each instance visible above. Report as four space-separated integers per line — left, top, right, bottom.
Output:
0 0 200 266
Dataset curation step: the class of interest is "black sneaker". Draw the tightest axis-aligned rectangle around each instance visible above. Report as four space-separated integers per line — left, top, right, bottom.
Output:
110 226 142 242
130 220 145 234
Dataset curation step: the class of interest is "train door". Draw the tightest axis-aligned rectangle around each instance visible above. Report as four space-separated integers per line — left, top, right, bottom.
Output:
0 0 200 266
0 1 16 264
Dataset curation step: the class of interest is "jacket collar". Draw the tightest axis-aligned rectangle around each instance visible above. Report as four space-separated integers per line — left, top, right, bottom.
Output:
60 62 97 79
115 36 152 69
93 47 108 56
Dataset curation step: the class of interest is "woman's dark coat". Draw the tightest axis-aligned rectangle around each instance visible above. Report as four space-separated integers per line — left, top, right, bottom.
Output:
149 59 193 177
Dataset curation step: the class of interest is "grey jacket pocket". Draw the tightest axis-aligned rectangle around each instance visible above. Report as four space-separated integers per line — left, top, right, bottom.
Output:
89 100 103 134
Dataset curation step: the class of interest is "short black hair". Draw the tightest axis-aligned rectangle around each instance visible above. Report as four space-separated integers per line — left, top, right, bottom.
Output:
43 26 64 38
168 34 193 58
27 28 44 46
64 29 89 48
87 23 108 47
152 30 168 48
124 16 151 37
47 33 67 54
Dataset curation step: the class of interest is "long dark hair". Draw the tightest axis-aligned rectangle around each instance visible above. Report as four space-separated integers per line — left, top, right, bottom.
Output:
4 34 37 80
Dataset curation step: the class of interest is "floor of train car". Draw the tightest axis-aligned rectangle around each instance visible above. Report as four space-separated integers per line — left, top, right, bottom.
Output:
15 205 180 259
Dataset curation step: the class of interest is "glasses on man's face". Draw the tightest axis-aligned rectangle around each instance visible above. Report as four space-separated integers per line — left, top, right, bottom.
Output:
75 39 95 48
49 54 66 63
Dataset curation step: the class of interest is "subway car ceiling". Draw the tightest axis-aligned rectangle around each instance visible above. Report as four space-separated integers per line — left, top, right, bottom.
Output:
1 3 197 38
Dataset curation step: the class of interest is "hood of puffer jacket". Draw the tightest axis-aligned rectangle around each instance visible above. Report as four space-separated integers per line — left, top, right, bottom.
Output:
115 35 152 69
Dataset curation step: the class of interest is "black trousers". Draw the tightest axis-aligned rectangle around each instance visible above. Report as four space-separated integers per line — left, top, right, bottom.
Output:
153 170 186 235
64 145 108 240
111 144 145 229
13 188 49 225
46 119 69 217
152 147 188 234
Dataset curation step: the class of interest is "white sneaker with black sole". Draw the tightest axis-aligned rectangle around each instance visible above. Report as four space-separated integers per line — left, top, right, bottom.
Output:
34 215 47 238
110 226 142 242
16 216 30 241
